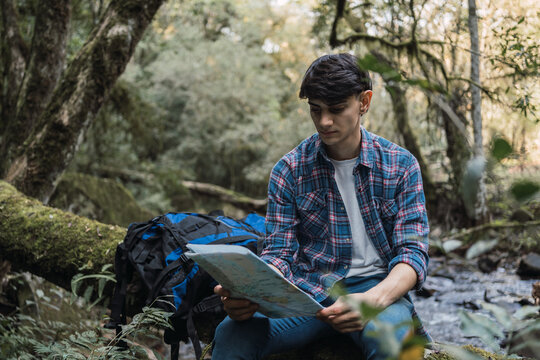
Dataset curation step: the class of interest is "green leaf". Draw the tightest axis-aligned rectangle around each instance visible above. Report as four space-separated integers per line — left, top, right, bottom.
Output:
491 137 513 161
359 301 385 321
462 156 486 216
442 239 463 253
480 302 513 329
466 239 499 259
459 310 503 351
357 54 402 82
510 179 540 201
513 306 540 320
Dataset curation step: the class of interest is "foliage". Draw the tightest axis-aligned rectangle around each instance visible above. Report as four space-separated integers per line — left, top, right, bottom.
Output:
329 283 428 360
0 270 171 360
71 264 116 310
69 0 315 212
459 302 540 358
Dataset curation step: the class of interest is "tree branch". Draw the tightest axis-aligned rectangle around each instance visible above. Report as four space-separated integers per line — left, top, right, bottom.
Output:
4 0 165 203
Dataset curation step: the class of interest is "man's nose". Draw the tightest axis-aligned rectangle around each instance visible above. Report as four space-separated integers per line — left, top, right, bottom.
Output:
320 111 333 127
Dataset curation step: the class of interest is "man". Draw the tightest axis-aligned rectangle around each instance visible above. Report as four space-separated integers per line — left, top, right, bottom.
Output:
212 53 430 359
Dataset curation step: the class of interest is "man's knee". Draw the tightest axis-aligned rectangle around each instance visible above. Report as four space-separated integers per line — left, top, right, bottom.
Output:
212 316 267 360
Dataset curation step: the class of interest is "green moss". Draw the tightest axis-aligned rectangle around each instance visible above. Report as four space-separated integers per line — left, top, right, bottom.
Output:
0 180 124 290
50 172 154 227
424 345 506 360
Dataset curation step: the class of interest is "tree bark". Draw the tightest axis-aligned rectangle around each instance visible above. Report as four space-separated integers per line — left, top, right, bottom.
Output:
3 0 165 204
0 0 29 140
440 92 474 227
468 0 488 223
385 82 437 206
1 0 71 174
0 180 122 291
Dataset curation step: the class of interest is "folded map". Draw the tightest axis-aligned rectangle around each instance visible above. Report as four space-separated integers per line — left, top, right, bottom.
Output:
185 244 323 318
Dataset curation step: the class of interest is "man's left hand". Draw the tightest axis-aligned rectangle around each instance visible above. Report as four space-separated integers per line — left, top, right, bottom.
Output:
316 293 378 333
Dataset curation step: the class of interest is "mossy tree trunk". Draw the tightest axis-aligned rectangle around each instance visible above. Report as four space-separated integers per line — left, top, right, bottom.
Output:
0 0 71 172
0 0 165 204
0 180 122 291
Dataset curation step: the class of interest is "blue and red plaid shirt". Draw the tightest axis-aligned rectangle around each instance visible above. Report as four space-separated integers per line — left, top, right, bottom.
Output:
260 127 429 302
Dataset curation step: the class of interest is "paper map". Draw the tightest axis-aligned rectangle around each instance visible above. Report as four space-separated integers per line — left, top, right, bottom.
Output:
185 244 323 318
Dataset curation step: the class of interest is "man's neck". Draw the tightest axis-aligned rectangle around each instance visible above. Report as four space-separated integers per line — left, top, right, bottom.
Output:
326 131 363 161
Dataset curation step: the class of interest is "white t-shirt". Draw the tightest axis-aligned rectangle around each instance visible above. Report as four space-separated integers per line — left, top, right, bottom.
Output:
329 158 387 278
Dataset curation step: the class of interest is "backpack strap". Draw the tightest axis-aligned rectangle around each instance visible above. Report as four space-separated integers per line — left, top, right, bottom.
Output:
186 308 203 360
170 342 180 360
104 242 131 348
147 254 191 303
192 294 223 314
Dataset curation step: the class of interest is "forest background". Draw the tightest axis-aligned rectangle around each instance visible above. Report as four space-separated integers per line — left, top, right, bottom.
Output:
0 0 539 359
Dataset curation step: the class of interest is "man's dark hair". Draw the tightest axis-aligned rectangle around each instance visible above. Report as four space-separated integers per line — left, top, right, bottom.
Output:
299 53 372 104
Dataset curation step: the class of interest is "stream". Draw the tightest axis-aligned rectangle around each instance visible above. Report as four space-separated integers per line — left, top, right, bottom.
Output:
410 256 538 349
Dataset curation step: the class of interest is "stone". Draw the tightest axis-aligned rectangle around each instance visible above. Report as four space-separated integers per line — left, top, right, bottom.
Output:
517 253 540 278
510 208 534 222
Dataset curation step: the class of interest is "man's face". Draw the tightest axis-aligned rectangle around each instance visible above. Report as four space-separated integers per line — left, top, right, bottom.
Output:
308 91 372 158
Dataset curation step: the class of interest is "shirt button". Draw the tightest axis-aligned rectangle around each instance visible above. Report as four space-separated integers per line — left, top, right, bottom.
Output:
344 265 349 269
345 238 350 241
340 206 344 211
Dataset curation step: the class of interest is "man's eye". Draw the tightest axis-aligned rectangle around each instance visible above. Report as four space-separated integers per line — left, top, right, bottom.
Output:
330 107 345 113
310 107 321 113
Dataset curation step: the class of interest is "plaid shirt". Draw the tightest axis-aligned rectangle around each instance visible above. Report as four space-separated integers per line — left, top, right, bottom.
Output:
260 127 429 302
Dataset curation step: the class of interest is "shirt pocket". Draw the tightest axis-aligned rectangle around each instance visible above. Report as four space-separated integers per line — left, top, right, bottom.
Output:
295 190 329 240
374 197 398 239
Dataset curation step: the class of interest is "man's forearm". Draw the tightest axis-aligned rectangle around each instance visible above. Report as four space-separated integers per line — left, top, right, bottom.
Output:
361 263 417 308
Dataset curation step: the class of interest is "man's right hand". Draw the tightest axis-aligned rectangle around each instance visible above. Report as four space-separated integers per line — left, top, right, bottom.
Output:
214 284 259 321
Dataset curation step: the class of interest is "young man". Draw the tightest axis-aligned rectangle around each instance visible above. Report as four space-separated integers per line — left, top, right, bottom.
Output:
212 53 430 359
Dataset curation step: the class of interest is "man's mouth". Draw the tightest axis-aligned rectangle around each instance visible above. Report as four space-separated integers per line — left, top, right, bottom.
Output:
320 130 337 136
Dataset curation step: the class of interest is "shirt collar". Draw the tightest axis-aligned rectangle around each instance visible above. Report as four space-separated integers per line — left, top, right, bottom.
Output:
315 126 374 169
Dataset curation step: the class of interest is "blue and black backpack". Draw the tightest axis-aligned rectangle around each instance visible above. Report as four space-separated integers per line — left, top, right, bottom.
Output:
106 211 265 360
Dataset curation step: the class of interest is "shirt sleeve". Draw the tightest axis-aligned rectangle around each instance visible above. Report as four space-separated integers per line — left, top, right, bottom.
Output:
387 154 430 290
259 158 299 281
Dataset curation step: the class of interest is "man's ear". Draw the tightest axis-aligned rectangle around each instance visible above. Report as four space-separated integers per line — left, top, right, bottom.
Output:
358 90 373 115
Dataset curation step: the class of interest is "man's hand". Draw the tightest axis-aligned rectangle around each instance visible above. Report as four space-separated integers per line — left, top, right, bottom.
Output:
214 284 259 321
316 292 378 333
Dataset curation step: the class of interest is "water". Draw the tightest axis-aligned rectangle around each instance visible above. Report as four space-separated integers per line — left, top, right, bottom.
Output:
410 256 538 349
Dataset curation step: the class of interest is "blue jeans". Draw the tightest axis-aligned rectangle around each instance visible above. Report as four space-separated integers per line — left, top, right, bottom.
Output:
212 274 415 360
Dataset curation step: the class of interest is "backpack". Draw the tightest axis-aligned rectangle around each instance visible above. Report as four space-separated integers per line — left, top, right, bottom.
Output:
105 211 265 360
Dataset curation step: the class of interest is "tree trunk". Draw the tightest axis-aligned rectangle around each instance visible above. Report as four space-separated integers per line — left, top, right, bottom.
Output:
370 51 438 215
385 82 437 208
0 0 29 139
1 0 71 173
0 180 122 291
441 92 474 227
2 0 165 204
468 0 488 223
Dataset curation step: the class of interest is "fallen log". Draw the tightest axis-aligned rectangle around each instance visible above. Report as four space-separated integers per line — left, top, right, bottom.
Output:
0 180 122 290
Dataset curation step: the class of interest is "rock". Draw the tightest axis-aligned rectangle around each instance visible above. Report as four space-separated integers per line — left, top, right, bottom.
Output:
517 253 540 278
49 172 154 227
510 208 534 222
416 286 436 298
477 254 501 273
